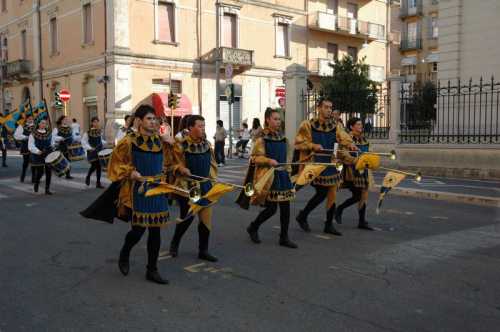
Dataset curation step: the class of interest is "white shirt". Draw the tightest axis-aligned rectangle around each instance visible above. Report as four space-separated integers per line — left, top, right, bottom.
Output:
81 131 107 151
28 130 57 155
240 128 250 140
71 122 81 135
52 127 81 143
115 128 127 145
14 125 29 141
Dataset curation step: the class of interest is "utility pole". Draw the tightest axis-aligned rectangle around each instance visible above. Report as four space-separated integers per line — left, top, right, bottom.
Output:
215 0 221 119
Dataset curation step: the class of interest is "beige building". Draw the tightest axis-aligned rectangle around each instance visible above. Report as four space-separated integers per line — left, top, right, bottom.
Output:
1 0 391 140
397 0 439 84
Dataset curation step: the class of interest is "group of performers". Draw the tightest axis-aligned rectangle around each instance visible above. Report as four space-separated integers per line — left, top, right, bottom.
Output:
10 113 108 194
80 96 384 286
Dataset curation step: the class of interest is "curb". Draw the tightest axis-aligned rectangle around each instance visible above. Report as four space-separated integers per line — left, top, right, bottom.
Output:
372 185 500 208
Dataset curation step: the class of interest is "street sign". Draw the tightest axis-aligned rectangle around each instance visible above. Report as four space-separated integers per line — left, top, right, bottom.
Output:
59 89 71 102
225 85 232 99
275 87 285 97
278 97 286 108
225 64 233 79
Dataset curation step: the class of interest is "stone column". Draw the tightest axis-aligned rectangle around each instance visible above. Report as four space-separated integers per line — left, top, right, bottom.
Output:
388 76 402 144
283 64 307 156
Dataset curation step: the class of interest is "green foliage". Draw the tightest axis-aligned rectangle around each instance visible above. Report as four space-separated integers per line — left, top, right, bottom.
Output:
404 81 437 129
319 56 379 119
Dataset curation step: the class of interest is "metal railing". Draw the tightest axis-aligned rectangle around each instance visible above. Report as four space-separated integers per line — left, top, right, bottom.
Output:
400 0 423 18
400 38 422 50
400 77 500 144
302 87 391 139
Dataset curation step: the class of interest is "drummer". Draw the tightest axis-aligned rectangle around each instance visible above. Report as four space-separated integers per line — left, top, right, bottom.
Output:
53 115 81 179
28 118 59 195
82 117 107 188
14 114 35 182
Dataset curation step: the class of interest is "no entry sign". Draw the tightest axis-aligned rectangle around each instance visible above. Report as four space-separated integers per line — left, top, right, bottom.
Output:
59 89 71 102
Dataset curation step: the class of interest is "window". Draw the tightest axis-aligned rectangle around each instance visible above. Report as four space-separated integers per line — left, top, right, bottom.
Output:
158 1 175 43
430 16 438 39
347 46 358 62
327 0 338 15
170 79 182 94
1 0 6 12
222 13 237 48
408 0 417 8
347 3 358 19
21 30 27 60
83 3 92 44
404 65 416 75
2 37 7 61
276 22 289 57
407 21 417 41
50 17 58 55
431 62 438 72
327 43 338 62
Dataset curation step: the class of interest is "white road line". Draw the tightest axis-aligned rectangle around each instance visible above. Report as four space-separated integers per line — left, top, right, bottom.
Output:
0 181 38 194
217 174 244 181
221 169 248 175
51 177 90 190
0 192 8 199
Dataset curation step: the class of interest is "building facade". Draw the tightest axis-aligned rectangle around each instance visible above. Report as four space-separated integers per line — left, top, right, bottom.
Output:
1 0 390 140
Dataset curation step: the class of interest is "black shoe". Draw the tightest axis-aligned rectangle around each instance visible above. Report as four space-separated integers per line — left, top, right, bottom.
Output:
96 183 104 189
45 189 53 195
85 176 90 186
246 225 261 244
334 210 343 224
358 223 375 231
169 244 179 258
118 259 130 276
34 183 39 193
66 175 74 180
198 251 218 262
279 237 298 249
324 222 342 236
20 177 25 183
146 270 169 285
2 164 7 168
296 211 311 233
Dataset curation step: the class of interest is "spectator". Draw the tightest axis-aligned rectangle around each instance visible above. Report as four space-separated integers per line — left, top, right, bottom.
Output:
364 116 373 134
214 120 227 166
250 117 263 143
332 109 344 127
235 123 250 158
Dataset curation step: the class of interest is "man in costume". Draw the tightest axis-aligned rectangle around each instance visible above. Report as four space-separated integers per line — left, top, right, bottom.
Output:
14 114 34 182
28 118 58 194
335 117 374 230
53 115 80 179
294 97 353 236
243 108 298 249
108 105 172 284
169 115 219 262
81 117 107 188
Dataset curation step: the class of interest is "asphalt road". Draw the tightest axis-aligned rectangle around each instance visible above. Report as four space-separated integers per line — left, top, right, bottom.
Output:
1 155 500 332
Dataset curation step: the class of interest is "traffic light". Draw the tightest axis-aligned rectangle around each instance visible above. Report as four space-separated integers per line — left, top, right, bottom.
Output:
168 92 179 109
225 84 235 104
54 91 63 110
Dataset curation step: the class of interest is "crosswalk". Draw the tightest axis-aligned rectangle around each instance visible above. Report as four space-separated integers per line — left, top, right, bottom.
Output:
0 161 249 200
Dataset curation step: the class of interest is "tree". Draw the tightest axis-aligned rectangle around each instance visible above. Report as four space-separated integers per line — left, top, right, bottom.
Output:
319 56 379 121
404 81 437 129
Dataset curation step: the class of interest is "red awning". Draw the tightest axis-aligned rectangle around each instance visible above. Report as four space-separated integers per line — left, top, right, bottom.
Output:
152 93 192 118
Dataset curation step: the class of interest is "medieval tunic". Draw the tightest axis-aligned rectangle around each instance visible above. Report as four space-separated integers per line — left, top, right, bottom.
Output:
108 132 170 227
340 134 373 190
82 128 106 162
53 125 79 155
29 129 55 166
251 129 295 204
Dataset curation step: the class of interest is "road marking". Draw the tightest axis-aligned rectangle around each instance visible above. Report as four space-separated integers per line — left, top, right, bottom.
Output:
0 192 7 199
315 235 331 240
70 173 111 184
383 209 415 216
221 169 248 175
0 180 38 194
431 216 449 220
217 173 244 181
51 177 90 190
184 263 206 273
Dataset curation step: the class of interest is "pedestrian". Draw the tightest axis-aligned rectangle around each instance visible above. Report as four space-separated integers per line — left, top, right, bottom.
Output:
335 117 374 231
169 115 219 262
332 109 344 128
294 97 353 236
53 115 81 179
110 105 172 284
82 117 106 188
250 117 263 143
175 115 190 142
364 116 373 134
14 114 35 182
71 118 81 137
235 122 250 158
0 122 7 167
242 108 298 248
115 114 132 144
214 120 227 166
29 118 58 195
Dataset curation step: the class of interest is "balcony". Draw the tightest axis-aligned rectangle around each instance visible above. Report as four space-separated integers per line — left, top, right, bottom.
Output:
309 11 385 41
369 65 385 82
400 1 423 18
309 58 334 77
4 59 32 80
202 47 254 75
400 38 422 51
427 37 438 49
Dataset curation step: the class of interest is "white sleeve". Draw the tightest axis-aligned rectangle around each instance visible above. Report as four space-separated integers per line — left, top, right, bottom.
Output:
115 130 125 145
14 126 28 140
72 130 81 142
81 133 92 151
101 136 107 146
51 128 64 143
28 134 41 154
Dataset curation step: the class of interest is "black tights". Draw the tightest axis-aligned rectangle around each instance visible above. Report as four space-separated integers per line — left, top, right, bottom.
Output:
21 154 31 181
87 160 101 184
1 146 6 166
252 201 291 238
33 165 52 190
170 197 210 252
338 186 363 211
301 186 329 218
120 226 161 271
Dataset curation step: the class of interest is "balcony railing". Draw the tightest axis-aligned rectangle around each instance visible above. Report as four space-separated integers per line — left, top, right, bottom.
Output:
309 58 334 77
400 1 423 18
309 11 385 40
4 59 32 79
201 47 254 75
400 38 422 50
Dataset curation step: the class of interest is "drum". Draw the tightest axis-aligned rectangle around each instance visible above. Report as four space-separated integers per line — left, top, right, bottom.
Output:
45 151 71 177
98 149 113 170
67 143 85 161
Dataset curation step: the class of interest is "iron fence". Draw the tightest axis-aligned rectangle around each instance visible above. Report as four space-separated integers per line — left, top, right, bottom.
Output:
302 86 391 139
400 77 500 144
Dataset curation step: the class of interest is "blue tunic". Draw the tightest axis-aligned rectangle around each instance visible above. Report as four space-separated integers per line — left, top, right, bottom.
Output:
130 134 169 227
31 130 53 166
309 119 341 186
57 126 73 154
183 139 213 207
87 128 103 162
263 132 294 202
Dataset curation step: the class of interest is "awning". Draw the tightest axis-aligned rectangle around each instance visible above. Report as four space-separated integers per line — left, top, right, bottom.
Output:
425 53 439 63
152 93 192 118
401 56 417 66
